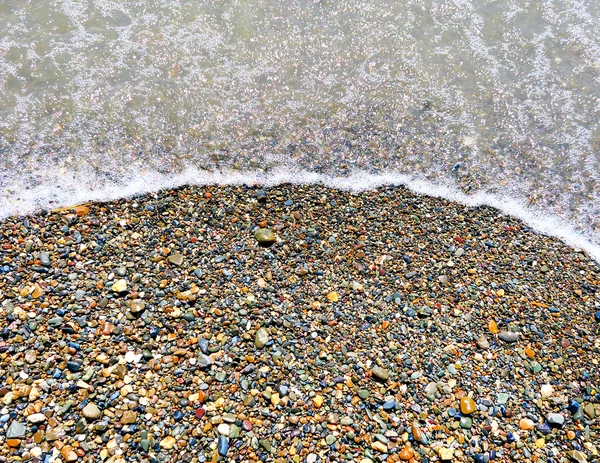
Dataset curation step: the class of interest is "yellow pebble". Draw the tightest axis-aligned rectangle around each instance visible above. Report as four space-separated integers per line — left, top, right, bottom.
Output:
460 396 477 415
535 438 545 448
313 395 324 408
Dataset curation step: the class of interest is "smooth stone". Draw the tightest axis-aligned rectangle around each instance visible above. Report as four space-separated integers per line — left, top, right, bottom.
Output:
460 416 473 429
229 424 240 438
254 228 276 246
197 354 212 369
167 253 184 265
223 413 236 423
218 436 229 456
6 421 26 438
399 446 414 460
547 413 565 427
498 331 519 343
130 299 146 315
182 312 196 322
112 279 127 293
566 450 588 463
242 420 253 431
519 418 535 430
372 366 389 381
255 327 270 348
383 400 396 411
476 335 490 349
411 421 427 444
460 396 477 415
40 252 51 266
438 447 455 461
82 403 102 420
27 413 46 424
584 403 595 419
160 436 176 449
121 410 137 424
358 389 370 399
66 360 82 372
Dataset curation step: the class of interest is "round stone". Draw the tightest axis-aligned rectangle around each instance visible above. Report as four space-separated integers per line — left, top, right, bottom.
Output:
254 228 276 247
82 403 102 420
460 396 477 415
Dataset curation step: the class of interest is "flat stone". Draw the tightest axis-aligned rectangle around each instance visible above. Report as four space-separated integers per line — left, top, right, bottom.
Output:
167 253 184 265
372 366 389 381
519 418 535 430
6 421 26 438
112 279 127 293
40 252 51 266
197 354 212 369
460 416 473 429
476 335 490 349
160 436 176 449
547 413 565 427
218 435 229 456
498 331 519 343
255 327 270 348
121 410 137 424
584 403 595 419
82 403 102 420
438 447 455 461
129 299 146 315
254 228 276 246
566 450 588 463
27 413 46 424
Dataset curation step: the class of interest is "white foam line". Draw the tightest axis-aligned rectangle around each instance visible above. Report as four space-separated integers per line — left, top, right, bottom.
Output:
1 167 599 263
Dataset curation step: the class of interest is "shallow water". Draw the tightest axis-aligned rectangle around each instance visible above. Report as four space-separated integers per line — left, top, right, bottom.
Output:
1 0 599 258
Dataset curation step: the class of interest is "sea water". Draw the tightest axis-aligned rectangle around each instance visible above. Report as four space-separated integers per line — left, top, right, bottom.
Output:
1 0 599 260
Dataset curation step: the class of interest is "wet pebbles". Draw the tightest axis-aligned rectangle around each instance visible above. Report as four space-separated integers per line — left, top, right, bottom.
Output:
0 184 599 462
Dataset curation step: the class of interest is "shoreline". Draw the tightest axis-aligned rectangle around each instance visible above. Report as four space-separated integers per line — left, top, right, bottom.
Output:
2 171 599 265
1 183 599 462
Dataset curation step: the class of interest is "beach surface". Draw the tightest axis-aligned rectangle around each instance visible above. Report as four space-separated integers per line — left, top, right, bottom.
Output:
0 184 599 463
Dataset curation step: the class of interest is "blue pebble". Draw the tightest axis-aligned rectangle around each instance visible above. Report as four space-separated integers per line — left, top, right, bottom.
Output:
568 400 580 414
68 342 80 350
52 369 62 379
537 422 552 435
173 410 184 421
506 432 516 443
149 326 159 339
595 311 600 322
383 400 396 411
218 436 229 456
474 454 485 463
284 200 293 206
110 392 120 401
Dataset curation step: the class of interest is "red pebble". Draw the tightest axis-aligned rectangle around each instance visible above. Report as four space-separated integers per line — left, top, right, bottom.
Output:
195 408 206 419
242 420 253 431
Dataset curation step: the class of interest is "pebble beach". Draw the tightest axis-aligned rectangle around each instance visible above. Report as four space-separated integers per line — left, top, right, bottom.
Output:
0 184 599 463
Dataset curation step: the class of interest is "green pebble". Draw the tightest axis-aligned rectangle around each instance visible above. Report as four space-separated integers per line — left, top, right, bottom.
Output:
460 417 472 429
